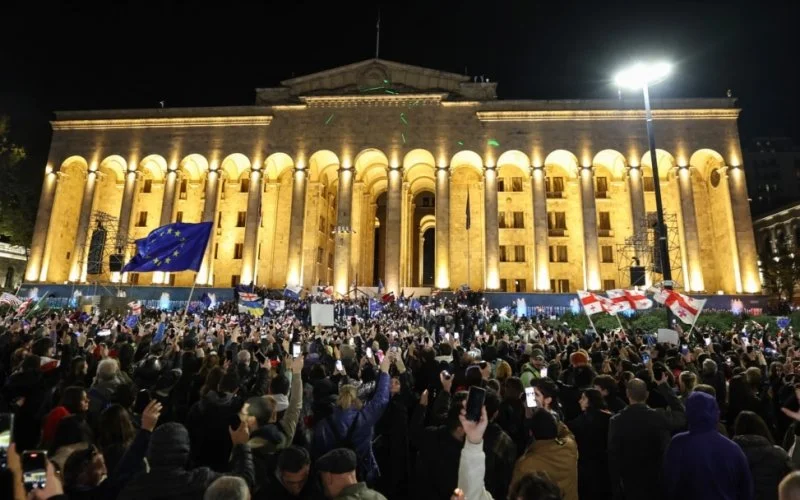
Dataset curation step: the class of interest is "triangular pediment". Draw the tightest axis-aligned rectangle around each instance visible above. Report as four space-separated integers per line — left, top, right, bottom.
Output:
256 58 497 104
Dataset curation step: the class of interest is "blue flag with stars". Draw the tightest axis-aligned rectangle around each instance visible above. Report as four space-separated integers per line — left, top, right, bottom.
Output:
122 222 213 273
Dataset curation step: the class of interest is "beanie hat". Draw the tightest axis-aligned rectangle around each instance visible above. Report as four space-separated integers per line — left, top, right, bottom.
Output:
147 422 191 468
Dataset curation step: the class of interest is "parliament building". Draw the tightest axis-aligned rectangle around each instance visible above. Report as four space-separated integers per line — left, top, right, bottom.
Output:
25 59 761 296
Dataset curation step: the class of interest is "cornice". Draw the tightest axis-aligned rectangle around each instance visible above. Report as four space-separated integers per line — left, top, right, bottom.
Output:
52 115 273 131
476 109 740 122
299 93 447 108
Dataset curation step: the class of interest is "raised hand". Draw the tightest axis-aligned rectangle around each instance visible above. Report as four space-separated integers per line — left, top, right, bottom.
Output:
141 399 163 432
458 405 488 445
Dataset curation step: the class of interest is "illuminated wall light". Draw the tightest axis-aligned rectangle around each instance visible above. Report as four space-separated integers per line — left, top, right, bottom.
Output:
209 160 219 172
45 165 53 175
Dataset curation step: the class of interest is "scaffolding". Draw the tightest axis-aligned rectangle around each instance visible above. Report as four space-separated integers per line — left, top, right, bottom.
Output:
78 211 136 281
616 213 683 289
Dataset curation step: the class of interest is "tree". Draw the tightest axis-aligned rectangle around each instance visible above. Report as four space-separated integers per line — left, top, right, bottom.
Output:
760 239 800 304
0 117 33 246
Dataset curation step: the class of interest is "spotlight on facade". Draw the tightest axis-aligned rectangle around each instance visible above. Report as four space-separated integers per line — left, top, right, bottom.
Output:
614 62 672 90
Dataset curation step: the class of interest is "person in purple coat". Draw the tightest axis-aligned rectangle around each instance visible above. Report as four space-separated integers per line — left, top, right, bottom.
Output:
664 391 754 500
313 352 391 484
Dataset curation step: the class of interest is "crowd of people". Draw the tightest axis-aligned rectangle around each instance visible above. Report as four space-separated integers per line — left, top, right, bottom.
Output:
2 291 800 499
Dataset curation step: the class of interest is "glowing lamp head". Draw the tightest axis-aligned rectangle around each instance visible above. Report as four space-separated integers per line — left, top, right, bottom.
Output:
614 62 672 90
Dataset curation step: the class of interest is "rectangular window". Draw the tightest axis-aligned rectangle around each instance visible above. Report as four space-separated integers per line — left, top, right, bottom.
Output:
214 243 219 259
237 211 247 227
643 176 655 192
546 176 564 197
234 243 243 259
596 176 608 197
500 278 508 291
497 178 505 192
550 279 570 293
549 245 568 263
220 180 227 200
317 247 324 264
498 211 506 229
240 178 250 193
328 251 334 269
231 275 241 287
168 273 176 286
142 179 152 193
319 216 325 233
257 243 262 260
515 279 527 292
217 212 222 228
179 179 188 200
547 211 567 236
601 245 614 263
598 212 611 230
128 273 139 285
603 279 616 290
514 245 526 262
513 212 525 228
201 180 206 199
136 211 148 227
421 196 434 207
175 211 183 223
511 177 524 192
499 246 508 262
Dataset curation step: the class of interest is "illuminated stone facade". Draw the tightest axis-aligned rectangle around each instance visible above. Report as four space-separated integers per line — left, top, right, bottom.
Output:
26 59 761 295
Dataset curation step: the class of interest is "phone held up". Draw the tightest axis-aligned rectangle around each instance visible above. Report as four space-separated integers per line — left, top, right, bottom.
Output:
465 386 486 422
524 387 537 408
22 450 47 491
0 413 12 469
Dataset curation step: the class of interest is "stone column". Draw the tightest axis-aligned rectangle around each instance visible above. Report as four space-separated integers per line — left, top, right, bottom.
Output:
68 170 98 282
628 166 646 241
240 168 263 286
285 167 307 287
160 169 178 226
785 222 796 250
483 166 500 289
531 166 550 290
677 167 704 291
349 181 363 285
418 233 425 285
114 170 138 283
27 169 59 282
770 227 778 254
435 167 450 289
579 167 601 290
384 167 402 294
334 167 354 296
196 169 221 285
727 166 762 293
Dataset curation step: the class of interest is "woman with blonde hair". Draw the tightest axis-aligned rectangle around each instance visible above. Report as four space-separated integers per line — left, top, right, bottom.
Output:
313 352 392 484
495 360 512 384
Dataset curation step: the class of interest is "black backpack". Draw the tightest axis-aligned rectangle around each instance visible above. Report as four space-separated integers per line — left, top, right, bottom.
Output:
326 412 365 478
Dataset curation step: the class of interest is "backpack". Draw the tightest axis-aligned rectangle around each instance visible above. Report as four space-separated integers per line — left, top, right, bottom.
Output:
326 412 366 478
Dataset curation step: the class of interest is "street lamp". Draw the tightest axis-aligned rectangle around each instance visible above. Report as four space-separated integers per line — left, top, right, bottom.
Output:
615 61 675 324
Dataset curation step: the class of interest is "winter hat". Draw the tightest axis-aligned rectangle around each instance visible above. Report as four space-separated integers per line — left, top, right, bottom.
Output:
316 448 357 474
570 350 590 367
147 422 191 468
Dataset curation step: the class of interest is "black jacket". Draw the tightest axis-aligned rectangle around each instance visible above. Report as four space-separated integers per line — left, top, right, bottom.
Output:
410 403 463 500
608 403 671 500
568 410 612 500
483 422 517 500
734 434 794 500
185 390 244 472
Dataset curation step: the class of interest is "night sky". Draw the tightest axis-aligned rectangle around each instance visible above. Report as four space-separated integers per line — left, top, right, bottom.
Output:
1 1 798 174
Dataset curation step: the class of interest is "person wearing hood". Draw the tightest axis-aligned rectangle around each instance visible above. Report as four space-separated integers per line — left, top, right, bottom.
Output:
244 355 304 494
663 391 753 500
733 410 793 500
118 418 255 500
186 368 246 472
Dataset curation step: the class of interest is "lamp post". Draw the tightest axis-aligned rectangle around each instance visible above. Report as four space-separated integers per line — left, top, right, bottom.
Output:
615 62 675 325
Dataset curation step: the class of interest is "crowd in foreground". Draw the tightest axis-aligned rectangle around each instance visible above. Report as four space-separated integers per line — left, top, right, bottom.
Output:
3 292 800 499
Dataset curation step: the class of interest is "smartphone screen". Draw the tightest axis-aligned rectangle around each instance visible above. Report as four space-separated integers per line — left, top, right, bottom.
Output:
524 387 537 408
681 345 689 355
465 386 486 422
0 413 12 469
454 332 460 340
335 360 344 372
291 343 301 358
22 450 47 490
367 347 373 358
642 353 650 365
376 350 385 364
540 367 548 378
704 336 711 346
349 337 355 346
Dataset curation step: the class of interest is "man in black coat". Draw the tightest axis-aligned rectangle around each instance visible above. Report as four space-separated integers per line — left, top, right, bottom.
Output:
608 378 671 500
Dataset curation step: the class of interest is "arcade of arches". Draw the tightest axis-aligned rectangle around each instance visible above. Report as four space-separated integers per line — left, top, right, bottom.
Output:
24 59 761 295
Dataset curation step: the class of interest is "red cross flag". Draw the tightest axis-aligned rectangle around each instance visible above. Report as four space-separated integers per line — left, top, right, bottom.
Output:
578 291 615 316
651 288 706 324
127 301 142 316
607 289 653 312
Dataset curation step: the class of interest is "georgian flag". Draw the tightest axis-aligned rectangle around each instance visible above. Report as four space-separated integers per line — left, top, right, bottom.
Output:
128 301 142 316
606 289 653 312
578 291 616 316
651 288 707 324
0 293 22 308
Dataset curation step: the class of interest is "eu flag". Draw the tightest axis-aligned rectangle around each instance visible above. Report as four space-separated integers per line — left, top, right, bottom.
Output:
122 222 213 273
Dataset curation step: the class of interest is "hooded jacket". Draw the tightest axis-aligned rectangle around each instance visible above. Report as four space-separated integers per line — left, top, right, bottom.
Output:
118 422 255 500
511 423 579 500
663 392 753 500
734 434 793 500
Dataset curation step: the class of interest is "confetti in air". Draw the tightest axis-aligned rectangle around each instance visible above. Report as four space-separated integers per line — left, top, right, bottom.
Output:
325 113 335 125
457 141 465 146
488 139 500 147
401 133 407 144
400 113 408 125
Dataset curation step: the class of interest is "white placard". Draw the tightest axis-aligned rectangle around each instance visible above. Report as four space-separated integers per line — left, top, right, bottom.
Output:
311 303 335 326
657 328 680 345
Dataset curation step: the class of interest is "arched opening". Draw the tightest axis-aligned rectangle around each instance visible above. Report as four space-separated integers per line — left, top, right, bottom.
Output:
411 193 435 286
5 267 14 289
372 192 387 286
421 227 435 286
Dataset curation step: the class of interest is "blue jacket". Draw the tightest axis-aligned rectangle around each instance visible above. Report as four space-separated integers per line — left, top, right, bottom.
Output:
312 372 391 482
664 392 753 500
